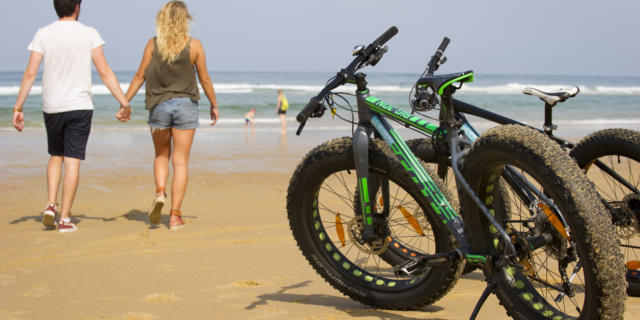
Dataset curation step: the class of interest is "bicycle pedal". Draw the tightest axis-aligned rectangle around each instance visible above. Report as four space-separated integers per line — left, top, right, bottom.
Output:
394 252 456 276
394 258 424 276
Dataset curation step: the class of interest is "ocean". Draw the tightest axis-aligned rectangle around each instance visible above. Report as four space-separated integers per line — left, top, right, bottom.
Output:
1 71 640 139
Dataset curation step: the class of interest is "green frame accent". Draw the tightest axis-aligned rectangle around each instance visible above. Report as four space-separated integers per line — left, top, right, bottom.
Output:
364 96 439 134
437 73 474 95
358 178 372 225
465 254 487 264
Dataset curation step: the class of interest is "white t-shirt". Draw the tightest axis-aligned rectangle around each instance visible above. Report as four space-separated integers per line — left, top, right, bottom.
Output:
28 21 105 114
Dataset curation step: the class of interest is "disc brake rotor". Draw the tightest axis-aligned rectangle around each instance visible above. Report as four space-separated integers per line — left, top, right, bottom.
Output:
347 216 389 255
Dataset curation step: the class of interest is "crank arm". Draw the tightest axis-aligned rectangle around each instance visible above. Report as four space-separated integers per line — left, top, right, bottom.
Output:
394 251 461 276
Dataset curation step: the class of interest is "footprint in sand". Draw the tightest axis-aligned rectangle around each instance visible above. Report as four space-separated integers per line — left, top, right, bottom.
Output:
0 274 16 286
143 292 179 304
122 312 155 320
24 284 50 298
154 264 177 272
233 280 262 287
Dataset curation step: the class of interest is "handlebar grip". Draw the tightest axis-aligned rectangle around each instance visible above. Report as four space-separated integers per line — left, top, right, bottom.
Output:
297 98 321 123
372 26 398 47
436 37 450 55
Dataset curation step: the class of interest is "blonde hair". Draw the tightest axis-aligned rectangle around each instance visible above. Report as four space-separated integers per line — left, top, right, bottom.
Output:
155 1 192 63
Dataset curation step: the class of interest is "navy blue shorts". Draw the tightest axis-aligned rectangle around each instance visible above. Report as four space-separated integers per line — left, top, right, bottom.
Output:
43 110 93 160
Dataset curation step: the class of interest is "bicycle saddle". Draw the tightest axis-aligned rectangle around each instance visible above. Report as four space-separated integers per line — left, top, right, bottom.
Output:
417 70 474 95
522 86 580 107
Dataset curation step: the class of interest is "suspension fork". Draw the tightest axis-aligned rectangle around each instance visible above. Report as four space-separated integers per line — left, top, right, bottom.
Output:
352 73 386 240
353 124 381 240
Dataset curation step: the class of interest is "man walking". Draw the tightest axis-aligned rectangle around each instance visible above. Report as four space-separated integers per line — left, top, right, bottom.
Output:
11 0 131 232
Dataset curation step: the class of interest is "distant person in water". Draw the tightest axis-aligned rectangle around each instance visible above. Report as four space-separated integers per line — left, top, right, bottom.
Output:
10 0 130 233
118 1 219 230
276 90 288 133
244 108 256 130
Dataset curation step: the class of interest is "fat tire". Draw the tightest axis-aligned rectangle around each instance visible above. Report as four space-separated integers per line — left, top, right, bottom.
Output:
460 125 625 320
287 137 463 309
570 128 640 297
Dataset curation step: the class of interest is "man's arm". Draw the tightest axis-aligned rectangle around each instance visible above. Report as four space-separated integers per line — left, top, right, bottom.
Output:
92 46 130 108
12 51 43 132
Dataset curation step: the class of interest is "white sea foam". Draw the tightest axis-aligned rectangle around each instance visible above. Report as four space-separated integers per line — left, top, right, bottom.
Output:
460 83 640 95
2 82 638 96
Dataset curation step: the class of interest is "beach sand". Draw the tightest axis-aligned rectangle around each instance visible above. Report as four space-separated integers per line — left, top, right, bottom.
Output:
0 128 638 320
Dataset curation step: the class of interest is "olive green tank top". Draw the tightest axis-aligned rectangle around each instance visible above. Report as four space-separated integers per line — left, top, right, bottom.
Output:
144 37 200 110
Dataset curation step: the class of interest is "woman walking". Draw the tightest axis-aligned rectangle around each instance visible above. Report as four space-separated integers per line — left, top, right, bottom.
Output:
119 1 218 230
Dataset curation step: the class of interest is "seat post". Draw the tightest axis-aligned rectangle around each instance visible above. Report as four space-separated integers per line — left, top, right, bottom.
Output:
543 103 557 136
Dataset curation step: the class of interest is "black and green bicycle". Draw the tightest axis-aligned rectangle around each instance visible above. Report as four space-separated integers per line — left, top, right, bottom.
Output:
402 37 640 297
286 27 626 319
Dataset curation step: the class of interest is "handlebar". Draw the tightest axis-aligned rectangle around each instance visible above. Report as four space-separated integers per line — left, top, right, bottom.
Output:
296 26 398 127
426 37 450 75
370 26 398 52
297 97 323 123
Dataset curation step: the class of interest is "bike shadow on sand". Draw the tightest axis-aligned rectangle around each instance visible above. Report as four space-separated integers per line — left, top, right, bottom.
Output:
245 281 446 320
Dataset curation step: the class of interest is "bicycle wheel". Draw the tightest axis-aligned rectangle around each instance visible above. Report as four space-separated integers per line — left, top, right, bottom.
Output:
570 128 640 297
287 137 463 309
460 125 625 320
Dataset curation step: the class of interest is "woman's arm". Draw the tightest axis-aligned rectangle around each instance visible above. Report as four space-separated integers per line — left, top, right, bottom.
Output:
192 39 219 126
125 38 154 101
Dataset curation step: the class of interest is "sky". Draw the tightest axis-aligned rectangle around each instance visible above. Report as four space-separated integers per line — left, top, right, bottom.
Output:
1 0 639 77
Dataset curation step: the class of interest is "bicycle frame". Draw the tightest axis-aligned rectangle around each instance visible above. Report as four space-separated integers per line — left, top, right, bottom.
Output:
452 98 640 206
350 75 527 264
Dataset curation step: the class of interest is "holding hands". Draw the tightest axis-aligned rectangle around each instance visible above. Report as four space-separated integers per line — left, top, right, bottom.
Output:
116 105 131 122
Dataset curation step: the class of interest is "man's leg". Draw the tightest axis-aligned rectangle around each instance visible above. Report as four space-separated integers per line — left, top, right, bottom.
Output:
46 156 63 205
59 157 81 220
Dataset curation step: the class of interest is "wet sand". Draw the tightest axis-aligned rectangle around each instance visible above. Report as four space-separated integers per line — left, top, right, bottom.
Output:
0 128 638 319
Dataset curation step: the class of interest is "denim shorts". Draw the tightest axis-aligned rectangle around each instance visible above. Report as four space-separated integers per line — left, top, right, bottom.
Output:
148 97 199 130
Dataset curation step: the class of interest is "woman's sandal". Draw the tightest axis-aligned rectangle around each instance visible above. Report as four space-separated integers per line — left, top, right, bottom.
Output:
148 187 166 225
169 209 186 230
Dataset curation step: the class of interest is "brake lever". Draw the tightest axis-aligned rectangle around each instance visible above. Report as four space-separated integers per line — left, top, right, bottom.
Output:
368 45 388 66
296 121 307 136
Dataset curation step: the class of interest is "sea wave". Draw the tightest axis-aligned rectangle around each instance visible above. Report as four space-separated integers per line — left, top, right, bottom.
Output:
2 82 639 96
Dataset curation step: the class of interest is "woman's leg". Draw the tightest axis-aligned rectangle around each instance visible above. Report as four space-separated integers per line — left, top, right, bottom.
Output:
151 127 172 197
279 114 286 132
169 128 195 225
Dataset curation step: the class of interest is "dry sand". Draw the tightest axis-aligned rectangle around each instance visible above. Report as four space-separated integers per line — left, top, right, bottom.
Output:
0 130 638 320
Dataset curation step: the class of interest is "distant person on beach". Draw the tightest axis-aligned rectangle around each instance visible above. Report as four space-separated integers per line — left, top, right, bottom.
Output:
276 90 288 133
10 0 130 233
244 108 256 130
119 1 218 230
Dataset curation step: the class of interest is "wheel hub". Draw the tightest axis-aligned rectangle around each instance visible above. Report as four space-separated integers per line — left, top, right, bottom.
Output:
347 216 389 255
533 204 569 260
